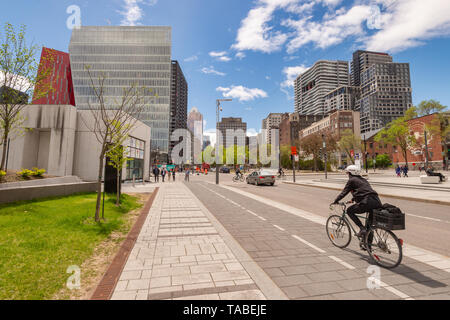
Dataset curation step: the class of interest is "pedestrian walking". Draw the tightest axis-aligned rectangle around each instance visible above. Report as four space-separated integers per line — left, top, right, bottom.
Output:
172 169 176 182
161 168 166 182
185 169 190 182
395 165 401 178
152 167 160 182
403 165 409 178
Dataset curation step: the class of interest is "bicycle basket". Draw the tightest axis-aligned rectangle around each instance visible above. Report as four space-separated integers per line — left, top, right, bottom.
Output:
372 209 405 231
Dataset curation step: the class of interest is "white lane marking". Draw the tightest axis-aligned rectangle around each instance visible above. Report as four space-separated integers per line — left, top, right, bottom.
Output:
247 210 258 216
328 256 355 270
258 216 267 221
376 280 413 300
292 235 326 254
273 225 286 232
408 214 443 223
211 182 450 273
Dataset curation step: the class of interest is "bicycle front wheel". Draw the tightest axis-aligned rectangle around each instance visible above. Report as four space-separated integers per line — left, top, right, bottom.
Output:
365 227 403 269
326 215 352 248
240 176 245 182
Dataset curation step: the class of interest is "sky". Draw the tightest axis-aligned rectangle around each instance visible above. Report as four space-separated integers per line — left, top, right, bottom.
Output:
2 0 450 144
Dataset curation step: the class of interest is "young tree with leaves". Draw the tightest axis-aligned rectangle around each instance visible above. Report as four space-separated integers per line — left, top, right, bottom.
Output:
375 108 418 167
81 65 152 222
338 129 361 165
0 23 55 171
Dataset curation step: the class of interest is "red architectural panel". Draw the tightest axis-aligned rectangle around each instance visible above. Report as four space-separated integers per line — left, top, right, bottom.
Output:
32 47 75 106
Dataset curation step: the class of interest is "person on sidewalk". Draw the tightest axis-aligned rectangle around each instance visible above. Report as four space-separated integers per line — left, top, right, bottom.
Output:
332 165 382 238
161 168 166 182
172 169 176 182
185 169 190 182
152 167 160 183
402 165 409 178
426 166 446 182
395 165 401 178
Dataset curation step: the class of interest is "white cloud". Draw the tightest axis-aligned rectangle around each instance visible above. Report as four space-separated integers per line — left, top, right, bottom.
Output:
216 85 268 102
201 66 226 76
281 65 309 88
232 0 450 55
247 128 260 137
209 51 232 62
365 0 450 52
119 0 158 26
235 52 246 60
184 55 198 62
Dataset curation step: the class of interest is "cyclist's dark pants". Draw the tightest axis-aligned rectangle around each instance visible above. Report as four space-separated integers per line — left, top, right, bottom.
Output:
347 197 381 230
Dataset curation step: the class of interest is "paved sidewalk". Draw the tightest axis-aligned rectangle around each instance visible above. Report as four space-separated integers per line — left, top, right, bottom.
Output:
111 182 281 300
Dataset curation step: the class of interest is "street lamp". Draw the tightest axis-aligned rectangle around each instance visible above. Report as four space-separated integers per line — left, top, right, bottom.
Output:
216 98 232 185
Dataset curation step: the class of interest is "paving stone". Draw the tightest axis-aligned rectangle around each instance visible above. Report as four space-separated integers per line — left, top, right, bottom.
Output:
174 293 221 300
149 277 171 288
225 262 244 271
219 290 266 300
272 274 312 287
280 265 317 276
211 270 250 282
332 289 379 300
127 279 151 290
172 273 213 286
282 286 308 299
111 291 137 300
301 281 345 296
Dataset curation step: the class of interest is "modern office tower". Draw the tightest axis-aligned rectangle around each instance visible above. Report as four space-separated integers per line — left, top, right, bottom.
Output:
350 50 393 87
217 117 247 147
294 60 349 115
262 113 284 144
203 135 211 149
187 107 203 141
169 60 188 155
69 26 172 160
324 86 361 114
32 47 75 106
359 61 412 133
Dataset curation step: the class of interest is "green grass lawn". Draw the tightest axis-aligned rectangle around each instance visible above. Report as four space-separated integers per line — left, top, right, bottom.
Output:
0 193 142 300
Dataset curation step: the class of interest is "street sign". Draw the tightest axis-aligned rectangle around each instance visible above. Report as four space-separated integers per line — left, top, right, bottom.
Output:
291 146 297 155
294 155 299 162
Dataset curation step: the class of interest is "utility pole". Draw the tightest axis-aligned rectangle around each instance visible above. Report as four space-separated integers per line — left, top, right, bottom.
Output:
216 99 232 185
322 134 327 180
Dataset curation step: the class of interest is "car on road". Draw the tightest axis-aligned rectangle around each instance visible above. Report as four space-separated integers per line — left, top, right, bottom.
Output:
246 170 276 186
219 167 230 174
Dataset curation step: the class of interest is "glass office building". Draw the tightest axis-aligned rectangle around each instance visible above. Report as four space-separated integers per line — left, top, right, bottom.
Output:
69 26 172 158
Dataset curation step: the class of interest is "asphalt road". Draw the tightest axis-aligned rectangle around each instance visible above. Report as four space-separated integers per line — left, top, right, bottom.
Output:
189 173 450 257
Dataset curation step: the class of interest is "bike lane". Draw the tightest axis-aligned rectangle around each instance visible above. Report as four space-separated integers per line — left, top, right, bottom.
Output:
185 181 450 300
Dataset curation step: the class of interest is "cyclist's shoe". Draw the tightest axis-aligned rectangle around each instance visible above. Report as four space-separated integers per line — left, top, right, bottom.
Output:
356 228 367 239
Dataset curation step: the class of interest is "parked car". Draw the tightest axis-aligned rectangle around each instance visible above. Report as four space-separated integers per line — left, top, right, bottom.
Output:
246 170 276 186
219 167 230 173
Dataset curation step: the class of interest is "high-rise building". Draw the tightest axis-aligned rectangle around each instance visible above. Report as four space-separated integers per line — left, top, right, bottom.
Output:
217 117 247 147
358 60 412 133
169 60 188 155
69 26 172 159
187 107 203 141
294 60 349 115
32 47 75 106
324 86 360 114
350 50 393 87
262 113 283 144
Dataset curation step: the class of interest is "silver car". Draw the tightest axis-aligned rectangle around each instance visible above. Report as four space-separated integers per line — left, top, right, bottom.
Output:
246 170 276 186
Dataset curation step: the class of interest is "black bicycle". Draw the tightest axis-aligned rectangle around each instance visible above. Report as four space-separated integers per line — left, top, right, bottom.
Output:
326 202 404 269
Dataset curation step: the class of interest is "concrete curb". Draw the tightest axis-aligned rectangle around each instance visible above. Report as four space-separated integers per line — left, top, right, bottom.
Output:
283 181 450 206
90 188 159 300
182 182 289 300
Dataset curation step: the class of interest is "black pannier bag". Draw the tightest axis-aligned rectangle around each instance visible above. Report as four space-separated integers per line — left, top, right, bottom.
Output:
372 203 405 230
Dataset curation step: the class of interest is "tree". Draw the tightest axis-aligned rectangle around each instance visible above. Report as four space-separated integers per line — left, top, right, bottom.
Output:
375 107 418 166
417 100 448 116
338 129 361 165
82 65 151 222
299 133 322 171
106 121 130 206
0 23 55 171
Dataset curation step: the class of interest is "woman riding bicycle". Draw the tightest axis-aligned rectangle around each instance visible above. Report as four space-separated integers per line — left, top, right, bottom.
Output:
332 165 383 239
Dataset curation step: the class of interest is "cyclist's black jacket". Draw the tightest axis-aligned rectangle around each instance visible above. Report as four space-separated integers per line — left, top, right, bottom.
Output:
334 175 381 205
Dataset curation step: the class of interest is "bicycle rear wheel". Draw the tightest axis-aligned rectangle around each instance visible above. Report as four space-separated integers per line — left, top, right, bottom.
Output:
365 227 403 269
326 215 352 248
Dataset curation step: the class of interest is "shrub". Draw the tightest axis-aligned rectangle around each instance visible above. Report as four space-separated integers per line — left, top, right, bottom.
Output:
0 170 5 181
18 169 33 179
32 168 46 177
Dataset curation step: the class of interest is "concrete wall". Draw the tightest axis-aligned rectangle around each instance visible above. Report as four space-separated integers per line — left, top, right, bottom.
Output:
3 105 77 176
0 182 97 204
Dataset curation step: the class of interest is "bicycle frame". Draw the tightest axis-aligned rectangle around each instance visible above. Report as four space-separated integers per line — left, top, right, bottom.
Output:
334 203 370 238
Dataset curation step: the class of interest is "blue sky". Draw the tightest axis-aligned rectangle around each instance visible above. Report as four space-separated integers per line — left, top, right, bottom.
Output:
2 0 450 142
